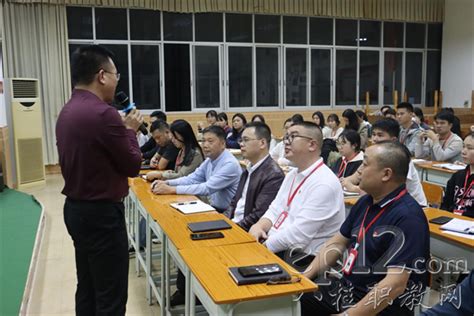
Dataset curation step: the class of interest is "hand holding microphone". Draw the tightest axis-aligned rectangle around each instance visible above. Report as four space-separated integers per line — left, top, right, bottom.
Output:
124 109 143 132
115 91 148 135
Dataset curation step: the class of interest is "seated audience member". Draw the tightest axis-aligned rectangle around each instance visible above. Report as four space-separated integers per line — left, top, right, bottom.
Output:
151 125 242 213
342 118 427 206
251 114 266 123
440 132 474 218
270 118 294 167
356 110 372 137
149 120 180 170
384 107 397 119
197 110 217 132
415 111 463 163
371 105 392 116
420 270 474 316
141 110 167 161
442 108 462 137
146 120 204 181
312 111 332 139
215 112 231 134
301 141 430 316
397 102 422 156
414 107 430 130
325 113 344 140
224 122 285 230
291 113 304 125
342 109 369 149
249 122 345 256
332 130 363 178
226 113 247 149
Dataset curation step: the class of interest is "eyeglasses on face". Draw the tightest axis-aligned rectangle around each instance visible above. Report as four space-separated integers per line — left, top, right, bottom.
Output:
238 137 259 145
283 133 314 145
98 69 121 81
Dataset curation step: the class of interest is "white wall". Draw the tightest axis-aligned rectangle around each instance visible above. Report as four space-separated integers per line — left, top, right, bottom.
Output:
441 0 474 108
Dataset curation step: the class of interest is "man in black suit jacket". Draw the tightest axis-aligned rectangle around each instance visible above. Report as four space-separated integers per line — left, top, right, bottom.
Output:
224 122 285 231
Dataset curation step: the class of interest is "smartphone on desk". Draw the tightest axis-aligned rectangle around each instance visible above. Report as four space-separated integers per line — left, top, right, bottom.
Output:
238 264 282 277
190 232 224 240
429 216 453 225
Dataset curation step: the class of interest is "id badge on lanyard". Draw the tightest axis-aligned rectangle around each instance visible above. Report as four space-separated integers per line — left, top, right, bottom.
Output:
342 244 359 275
274 208 288 229
453 209 465 216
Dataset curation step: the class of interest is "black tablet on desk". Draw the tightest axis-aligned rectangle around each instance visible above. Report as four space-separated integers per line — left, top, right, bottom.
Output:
187 220 232 233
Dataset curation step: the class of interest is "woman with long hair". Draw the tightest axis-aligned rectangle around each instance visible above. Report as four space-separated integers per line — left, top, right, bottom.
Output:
312 111 331 139
342 109 368 149
226 113 247 149
147 119 204 181
326 113 344 140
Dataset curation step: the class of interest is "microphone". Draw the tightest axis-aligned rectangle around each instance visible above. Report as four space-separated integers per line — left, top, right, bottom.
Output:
115 92 148 135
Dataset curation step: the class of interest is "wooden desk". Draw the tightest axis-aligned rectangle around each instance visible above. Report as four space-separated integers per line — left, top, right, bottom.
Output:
180 242 316 315
414 161 457 187
344 195 361 216
424 208 474 270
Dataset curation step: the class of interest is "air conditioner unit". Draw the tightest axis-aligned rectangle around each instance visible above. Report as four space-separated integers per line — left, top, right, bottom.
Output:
4 78 45 189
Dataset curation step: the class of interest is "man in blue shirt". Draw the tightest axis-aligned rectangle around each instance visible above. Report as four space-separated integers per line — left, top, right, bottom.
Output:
301 141 430 316
152 125 242 212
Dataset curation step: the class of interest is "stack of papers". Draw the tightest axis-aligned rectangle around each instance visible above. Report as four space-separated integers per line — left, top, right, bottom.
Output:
440 218 474 236
170 200 216 214
432 163 466 171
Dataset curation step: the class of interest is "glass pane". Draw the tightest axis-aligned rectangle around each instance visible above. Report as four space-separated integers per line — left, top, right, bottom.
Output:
225 13 252 42
130 9 160 41
426 51 441 107
163 12 192 41
228 47 252 107
195 13 223 42
405 52 423 104
406 23 426 49
164 44 191 111
428 24 443 49
383 51 402 105
336 19 357 46
283 16 307 44
359 21 380 47
67 7 92 39
95 8 127 40
195 46 220 108
384 22 403 48
255 15 280 43
256 47 278 107
286 48 307 106
101 45 129 97
310 17 333 45
336 50 357 105
131 45 160 110
359 51 379 105
310 49 331 106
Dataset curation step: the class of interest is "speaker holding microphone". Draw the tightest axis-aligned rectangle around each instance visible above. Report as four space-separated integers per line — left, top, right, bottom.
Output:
115 91 148 135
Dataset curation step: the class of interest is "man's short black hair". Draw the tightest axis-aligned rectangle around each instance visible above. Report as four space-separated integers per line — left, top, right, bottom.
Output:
397 102 414 113
372 141 410 182
150 111 167 122
291 114 304 124
202 125 226 140
243 122 272 149
71 45 115 86
434 111 455 124
292 121 323 149
384 108 397 116
372 118 400 138
150 120 169 133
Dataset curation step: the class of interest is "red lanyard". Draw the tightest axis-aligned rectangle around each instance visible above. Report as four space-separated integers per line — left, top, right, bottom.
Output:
355 189 407 246
456 169 473 209
441 132 452 150
287 160 324 208
337 153 359 178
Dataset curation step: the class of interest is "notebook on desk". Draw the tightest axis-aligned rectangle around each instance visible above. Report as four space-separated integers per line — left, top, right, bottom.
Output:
440 218 474 235
187 219 232 233
432 163 466 171
170 200 216 214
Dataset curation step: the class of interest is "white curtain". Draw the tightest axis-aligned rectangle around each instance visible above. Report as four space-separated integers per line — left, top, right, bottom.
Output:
3 2 71 165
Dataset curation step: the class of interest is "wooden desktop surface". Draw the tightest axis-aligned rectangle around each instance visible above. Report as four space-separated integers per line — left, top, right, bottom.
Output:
424 208 474 248
180 242 317 304
344 196 361 207
414 161 458 174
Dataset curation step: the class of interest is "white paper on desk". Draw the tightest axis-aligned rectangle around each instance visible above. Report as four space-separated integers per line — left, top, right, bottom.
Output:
432 163 466 171
440 218 474 235
412 159 429 164
170 200 216 214
442 230 474 240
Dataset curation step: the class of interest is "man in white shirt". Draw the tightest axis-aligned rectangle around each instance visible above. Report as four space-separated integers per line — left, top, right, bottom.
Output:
249 122 345 257
270 118 294 167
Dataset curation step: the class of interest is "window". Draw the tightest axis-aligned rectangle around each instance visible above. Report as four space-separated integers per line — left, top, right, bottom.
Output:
283 16 307 44
130 9 160 41
336 50 357 105
383 51 402 105
286 48 307 106
67 7 92 39
384 22 403 48
228 47 253 107
195 13 223 42
131 45 160 109
225 13 252 42
405 52 423 104
336 19 357 46
95 8 127 40
359 21 380 47
194 46 220 108
164 44 191 111
359 51 379 104
426 51 441 106
163 12 192 41
428 24 443 49
310 49 331 106
310 18 333 45
255 15 280 43
406 23 426 49
256 47 279 107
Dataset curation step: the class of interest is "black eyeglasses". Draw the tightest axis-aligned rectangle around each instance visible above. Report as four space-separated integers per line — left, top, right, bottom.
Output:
283 133 314 145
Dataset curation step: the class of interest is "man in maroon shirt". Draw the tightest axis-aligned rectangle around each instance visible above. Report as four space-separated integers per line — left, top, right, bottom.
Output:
56 45 143 315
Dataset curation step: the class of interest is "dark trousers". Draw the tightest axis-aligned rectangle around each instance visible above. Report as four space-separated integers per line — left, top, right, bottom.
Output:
64 198 129 316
